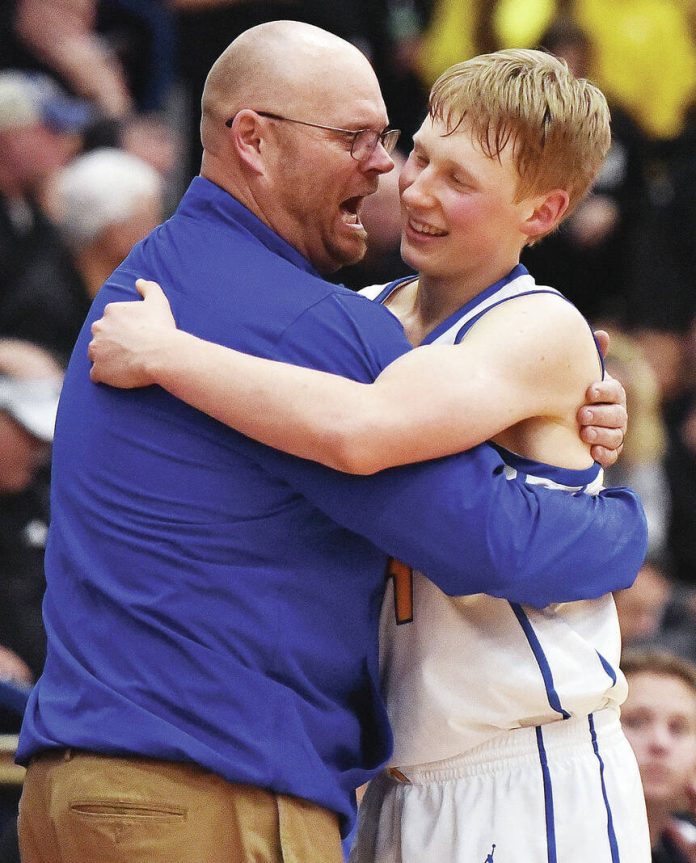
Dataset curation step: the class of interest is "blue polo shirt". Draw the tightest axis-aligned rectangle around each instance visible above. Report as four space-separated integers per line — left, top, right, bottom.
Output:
18 178 647 833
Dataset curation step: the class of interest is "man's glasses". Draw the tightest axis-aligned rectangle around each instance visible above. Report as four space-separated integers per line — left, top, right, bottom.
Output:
226 111 400 162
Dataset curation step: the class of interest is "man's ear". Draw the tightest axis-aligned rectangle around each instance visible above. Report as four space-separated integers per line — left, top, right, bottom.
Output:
227 109 265 174
524 189 570 241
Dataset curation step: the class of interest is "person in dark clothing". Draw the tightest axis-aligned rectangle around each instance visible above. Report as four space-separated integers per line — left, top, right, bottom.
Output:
0 339 61 863
0 340 62 700
522 16 650 325
0 70 91 347
0 147 162 366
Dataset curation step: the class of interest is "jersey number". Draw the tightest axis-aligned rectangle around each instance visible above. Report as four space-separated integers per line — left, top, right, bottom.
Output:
387 558 414 625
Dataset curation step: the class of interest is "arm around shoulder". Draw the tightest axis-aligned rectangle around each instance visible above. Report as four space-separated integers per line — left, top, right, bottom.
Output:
256 434 648 607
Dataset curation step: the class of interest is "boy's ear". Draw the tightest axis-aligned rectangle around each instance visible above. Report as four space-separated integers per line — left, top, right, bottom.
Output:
523 189 570 241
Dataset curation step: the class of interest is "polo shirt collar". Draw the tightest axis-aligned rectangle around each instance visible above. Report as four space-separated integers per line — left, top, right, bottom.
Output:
177 176 322 278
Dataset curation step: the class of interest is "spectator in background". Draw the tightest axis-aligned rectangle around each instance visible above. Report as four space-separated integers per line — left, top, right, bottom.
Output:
3 0 182 201
0 70 91 316
11 0 132 121
602 329 670 557
0 148 163 366
53 149 163 296
0 339 62 719
0 338 60 863
665 318 696 587
615 557 696 666
522 16 649 327
622 650 696 863
0 341 60 863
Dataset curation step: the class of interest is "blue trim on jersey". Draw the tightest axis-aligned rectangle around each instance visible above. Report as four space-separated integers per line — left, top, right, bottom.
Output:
596 651 618 686
379 265 606 391
371 275 417 305
511 604 571 719
589 714 621 862
453 288 568 345
536 726 559 863
450 281 605 382
423 264 529 345
375 265 530 345
491 444 601 488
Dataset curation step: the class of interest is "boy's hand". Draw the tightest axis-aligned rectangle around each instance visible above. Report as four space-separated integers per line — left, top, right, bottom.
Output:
88 279 175 388
577 329 627 468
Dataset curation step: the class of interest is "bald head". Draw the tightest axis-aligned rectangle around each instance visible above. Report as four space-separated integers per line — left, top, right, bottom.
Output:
197 20 393 275
201 21 382 153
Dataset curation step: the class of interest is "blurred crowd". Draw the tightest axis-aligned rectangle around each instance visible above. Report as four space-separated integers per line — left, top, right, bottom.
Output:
1 2 696 861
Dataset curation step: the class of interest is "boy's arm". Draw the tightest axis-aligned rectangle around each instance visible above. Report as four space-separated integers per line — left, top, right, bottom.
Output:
89 280 625 472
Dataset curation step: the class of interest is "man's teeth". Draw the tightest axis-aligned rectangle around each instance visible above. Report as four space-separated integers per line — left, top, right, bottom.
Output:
410 219 446 236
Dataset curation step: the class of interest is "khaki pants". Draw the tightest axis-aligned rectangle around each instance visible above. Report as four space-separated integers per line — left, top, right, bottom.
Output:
18 749 343 863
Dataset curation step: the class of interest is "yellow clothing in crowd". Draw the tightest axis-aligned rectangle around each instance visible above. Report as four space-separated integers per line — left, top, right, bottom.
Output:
420 0 696 139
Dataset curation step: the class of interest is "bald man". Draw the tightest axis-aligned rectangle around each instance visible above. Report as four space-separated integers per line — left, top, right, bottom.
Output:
16 21 644 863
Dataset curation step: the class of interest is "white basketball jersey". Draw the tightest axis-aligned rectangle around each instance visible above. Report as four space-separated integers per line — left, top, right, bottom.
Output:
361 266 627 767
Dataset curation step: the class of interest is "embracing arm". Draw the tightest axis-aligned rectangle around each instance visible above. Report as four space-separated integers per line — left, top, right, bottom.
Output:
89 280 627 471
227 429 648 606
88 280 644 605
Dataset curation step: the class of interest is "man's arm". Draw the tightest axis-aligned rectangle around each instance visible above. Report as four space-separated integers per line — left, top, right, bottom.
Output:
229 429 647 608
89 280 626 471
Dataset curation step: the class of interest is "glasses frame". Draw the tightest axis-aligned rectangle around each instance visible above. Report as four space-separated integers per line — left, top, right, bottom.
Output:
225 111 400 161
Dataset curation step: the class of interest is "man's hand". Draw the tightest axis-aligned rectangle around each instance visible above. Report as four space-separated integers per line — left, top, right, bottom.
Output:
88 279 175 388
577 329 628 469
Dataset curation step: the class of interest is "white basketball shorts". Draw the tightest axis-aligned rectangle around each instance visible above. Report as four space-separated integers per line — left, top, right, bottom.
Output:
349 709 650 863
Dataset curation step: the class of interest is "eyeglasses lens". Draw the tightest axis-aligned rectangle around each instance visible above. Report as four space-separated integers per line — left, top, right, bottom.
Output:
351 129 400 161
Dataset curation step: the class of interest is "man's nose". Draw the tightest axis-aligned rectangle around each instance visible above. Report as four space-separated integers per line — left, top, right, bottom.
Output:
363 141 395 175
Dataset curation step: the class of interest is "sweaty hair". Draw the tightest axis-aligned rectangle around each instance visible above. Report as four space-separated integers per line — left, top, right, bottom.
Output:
622 648 696 696
428 48 611 216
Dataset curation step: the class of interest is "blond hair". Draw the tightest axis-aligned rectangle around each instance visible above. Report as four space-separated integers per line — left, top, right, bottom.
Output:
429 48 610 217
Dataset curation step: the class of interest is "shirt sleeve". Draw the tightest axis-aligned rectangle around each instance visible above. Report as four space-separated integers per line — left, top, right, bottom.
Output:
254 440 647 608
